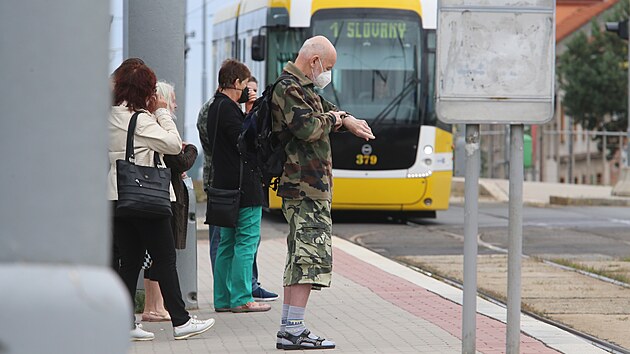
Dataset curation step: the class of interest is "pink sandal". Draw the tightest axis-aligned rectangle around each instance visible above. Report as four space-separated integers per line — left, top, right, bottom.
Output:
142 311 171 322
231 301 271 313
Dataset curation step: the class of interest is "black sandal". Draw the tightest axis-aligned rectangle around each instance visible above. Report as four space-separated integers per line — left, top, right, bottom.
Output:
276 331 284 349
280 329 335 350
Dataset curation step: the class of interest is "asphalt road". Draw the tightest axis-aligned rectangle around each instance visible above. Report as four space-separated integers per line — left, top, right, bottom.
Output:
288 203 630 261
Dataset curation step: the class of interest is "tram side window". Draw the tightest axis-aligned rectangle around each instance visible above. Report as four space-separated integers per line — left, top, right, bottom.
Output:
266 28 308 82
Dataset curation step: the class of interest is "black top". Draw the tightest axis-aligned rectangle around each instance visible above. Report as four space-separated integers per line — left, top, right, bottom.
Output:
205 93 264 207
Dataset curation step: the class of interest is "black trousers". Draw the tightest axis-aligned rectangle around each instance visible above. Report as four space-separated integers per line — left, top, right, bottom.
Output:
113 213 189 327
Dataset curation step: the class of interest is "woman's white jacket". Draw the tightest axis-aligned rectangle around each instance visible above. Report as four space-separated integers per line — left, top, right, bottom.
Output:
108 105 182 201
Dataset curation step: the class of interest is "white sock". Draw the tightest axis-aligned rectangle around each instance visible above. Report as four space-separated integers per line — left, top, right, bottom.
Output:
285 306 306 335
280 304 290 332
278 304 290 344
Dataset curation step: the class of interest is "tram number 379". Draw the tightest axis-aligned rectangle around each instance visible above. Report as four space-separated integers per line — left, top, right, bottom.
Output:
355 154 378 165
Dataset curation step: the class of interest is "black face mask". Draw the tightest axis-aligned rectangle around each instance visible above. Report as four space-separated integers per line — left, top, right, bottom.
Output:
237 87 250 104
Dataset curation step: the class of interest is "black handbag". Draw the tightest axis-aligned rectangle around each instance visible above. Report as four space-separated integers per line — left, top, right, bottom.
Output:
116 111 173 218
205 100 242 228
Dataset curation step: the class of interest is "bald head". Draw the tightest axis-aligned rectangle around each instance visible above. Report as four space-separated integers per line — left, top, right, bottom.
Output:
298 36 335 59
294 36 337 83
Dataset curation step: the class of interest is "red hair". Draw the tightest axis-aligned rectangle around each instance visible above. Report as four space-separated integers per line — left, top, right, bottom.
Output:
113 62 157 111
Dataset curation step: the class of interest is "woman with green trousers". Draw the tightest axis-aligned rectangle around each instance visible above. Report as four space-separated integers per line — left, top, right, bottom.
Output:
206 59 270 313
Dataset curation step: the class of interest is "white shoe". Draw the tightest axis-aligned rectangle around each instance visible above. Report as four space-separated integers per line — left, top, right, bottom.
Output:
131 323 154 341
173 316 215 340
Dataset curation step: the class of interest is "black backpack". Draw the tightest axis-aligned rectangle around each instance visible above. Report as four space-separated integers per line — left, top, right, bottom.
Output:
238 74 296 190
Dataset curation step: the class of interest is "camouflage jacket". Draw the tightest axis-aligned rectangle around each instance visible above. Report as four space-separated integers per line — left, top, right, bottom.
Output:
271 62 340 201
196 98 214 190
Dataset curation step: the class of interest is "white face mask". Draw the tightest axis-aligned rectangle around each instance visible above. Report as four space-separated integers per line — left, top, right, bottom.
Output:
312 58 332 89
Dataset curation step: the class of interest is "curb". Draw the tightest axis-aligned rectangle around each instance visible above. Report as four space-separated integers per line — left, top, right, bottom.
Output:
549 196 630 206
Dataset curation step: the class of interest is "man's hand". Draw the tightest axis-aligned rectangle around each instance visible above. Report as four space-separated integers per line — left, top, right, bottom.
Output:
331 110 346 129
342 115 375 141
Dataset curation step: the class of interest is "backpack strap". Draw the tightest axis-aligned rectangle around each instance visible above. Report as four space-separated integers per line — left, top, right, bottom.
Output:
272 73 304 144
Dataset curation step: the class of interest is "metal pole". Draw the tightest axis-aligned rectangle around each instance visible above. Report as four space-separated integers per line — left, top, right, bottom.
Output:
0 0 129 352
504 125 511 178
125 0 197 309
587 132 591 184
202 0 208 103
567 117 575 184
604 133 609 185
488 125 494 178
506 124 524 353
538 125 544 181
462 124 480 354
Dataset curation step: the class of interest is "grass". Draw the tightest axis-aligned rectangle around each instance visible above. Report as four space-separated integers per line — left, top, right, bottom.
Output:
395 257 547 317
550 258 630 284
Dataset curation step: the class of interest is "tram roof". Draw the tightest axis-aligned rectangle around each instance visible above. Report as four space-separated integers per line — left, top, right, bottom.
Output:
213 0 435 28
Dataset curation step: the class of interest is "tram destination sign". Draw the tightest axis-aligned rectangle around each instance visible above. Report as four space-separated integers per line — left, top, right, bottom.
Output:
435 0 555 124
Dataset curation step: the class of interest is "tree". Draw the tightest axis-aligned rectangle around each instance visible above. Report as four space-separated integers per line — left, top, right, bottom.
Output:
557 0 629 159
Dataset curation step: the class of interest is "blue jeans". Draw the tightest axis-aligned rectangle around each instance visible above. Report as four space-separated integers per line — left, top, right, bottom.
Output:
210 225 260 291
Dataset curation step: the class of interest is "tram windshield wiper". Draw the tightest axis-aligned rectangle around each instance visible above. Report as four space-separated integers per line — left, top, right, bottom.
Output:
370 78 417 131
369 28 417 131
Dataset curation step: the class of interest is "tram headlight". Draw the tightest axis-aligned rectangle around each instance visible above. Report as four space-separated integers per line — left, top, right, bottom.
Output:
424 158 432 166
423 145 433 155
424 198 433 206
407 171 433 178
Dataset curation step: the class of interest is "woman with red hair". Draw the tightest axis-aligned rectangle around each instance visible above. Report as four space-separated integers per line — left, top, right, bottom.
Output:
108 59 214 341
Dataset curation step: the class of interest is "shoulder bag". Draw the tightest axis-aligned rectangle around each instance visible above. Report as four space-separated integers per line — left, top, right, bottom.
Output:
116 111 173 218
205 100 242 228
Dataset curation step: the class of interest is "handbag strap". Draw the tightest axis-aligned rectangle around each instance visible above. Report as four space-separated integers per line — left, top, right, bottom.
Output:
125 111 162 167
208 99 243 190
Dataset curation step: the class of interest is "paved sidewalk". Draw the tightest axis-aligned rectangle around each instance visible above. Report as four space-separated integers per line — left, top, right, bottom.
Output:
451 177 630 206
129 219 606 354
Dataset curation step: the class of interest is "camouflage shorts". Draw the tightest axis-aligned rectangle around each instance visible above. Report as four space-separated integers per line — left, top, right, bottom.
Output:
282 198 333 289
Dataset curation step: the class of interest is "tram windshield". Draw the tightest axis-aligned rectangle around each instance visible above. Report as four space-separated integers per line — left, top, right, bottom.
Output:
312 11 422 124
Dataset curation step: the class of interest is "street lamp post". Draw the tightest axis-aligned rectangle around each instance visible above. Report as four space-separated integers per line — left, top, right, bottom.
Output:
202 0 207 103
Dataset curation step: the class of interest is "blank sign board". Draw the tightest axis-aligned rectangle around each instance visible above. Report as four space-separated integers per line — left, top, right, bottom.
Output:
436 0 555 124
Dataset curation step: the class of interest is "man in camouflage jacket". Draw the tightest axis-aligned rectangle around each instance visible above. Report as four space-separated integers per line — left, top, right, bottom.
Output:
271 36 375 350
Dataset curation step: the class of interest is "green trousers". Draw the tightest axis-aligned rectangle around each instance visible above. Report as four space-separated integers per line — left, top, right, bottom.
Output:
213 206 262 308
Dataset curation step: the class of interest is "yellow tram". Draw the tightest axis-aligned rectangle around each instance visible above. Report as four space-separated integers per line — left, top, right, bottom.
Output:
212 0 452 218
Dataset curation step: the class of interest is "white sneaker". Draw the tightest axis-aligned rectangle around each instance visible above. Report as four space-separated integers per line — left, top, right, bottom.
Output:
131 323 154 341
173 316 215 340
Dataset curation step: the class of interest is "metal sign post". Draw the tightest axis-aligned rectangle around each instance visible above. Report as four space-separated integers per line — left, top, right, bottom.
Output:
436 1 555 352
462 124 480 353
507 124 524 352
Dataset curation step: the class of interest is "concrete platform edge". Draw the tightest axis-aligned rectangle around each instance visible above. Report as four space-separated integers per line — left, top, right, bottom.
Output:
332 236 609 354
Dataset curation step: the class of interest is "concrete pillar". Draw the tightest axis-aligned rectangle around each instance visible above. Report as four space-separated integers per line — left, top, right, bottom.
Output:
0 1 130 353
123 0 187 134
123 0 198 309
